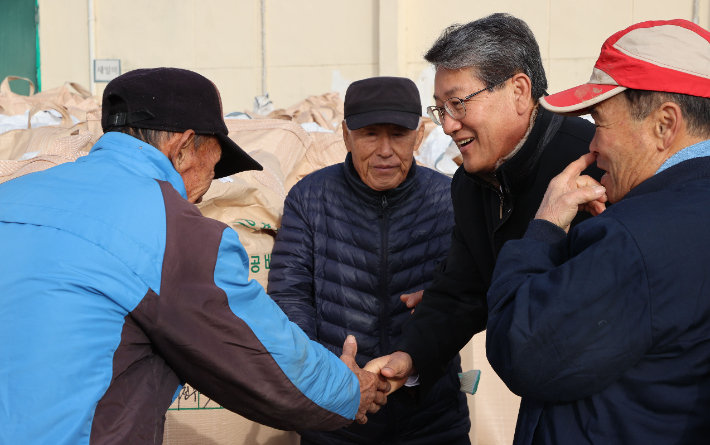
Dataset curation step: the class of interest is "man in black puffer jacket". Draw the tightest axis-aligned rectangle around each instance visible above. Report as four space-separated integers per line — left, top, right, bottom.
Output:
268 77 471 445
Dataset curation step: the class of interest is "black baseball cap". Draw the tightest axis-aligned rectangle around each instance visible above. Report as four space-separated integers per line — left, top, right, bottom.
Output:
101 67 262 178
344 77 422 130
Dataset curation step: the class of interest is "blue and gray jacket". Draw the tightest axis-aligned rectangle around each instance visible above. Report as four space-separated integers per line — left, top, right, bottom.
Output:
0 132 360 444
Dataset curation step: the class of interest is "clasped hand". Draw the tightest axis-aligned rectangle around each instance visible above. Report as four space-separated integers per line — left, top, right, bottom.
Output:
358 291 422 395
340 335 390 424
362 351 415 396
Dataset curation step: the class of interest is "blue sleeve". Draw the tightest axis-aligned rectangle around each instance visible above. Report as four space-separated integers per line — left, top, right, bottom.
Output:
267 188 318 340
216 228 359 419
486 218 653 401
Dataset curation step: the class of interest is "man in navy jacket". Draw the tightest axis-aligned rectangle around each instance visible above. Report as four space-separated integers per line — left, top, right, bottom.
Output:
487 20 710 443
268 77 471 445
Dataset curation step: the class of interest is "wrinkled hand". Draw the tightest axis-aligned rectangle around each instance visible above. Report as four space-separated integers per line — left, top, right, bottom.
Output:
400 290 424 314
364 351 415 396
340 335 390 424
535 153 608 232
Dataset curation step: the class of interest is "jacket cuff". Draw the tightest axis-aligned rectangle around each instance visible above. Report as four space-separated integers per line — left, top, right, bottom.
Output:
524 219 567 244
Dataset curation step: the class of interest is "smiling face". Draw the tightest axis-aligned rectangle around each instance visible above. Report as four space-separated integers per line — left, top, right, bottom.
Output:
433 68 531 174
589 94 660 204
344 122 424 191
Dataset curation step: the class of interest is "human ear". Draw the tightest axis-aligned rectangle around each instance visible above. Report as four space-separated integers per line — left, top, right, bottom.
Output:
172 130 196 173
653 102 681 151
511 73 532 115
342 121 353 153
413 121 426 152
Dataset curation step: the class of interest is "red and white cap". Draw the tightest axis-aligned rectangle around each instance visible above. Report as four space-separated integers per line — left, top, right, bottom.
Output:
541 19 710 115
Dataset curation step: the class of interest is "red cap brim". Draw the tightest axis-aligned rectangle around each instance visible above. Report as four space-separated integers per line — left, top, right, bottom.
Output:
540 84 626 116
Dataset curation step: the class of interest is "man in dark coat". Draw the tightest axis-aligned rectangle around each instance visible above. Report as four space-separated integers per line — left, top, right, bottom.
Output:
268 77 471 445
487 19 710 444
367 13 603 397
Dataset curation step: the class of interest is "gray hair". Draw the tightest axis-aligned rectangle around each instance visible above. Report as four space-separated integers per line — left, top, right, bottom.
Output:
624 89 710 139
424 13 547 100
108 126 213 151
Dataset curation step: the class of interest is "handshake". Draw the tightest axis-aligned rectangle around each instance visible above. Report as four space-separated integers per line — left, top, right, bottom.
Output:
338 335 415 425
338 290 423 424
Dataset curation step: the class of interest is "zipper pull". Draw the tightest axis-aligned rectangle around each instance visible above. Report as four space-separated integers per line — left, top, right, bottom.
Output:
499 186 504 219
382 196 388 209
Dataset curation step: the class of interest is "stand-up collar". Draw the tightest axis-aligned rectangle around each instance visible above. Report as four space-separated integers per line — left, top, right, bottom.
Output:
628 152 710 200
463 106 554 192
656 138 710 175
342 152 418 208
88 132 188 199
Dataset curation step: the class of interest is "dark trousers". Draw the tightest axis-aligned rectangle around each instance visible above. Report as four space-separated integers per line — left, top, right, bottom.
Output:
300 435 471 445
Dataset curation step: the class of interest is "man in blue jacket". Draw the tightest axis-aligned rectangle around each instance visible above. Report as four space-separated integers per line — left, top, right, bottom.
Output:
0 68 388 444
268 77 471 444
486 20 710 443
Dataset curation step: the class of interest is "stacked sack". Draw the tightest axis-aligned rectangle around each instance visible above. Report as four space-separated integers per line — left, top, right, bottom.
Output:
0 76 99 185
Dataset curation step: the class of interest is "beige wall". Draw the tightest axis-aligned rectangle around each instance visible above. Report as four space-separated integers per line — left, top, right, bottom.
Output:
39 0 710 112
38 0 91 90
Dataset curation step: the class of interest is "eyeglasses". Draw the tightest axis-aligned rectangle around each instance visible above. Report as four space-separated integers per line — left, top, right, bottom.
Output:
426 76 513 126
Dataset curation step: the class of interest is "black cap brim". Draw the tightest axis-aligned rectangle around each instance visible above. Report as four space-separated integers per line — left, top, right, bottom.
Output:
345 110 421 131
213 132 263 178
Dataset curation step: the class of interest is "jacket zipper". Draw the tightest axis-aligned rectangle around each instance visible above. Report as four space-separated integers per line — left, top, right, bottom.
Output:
492 174 509 259
379 196 389 355
498 185 504 219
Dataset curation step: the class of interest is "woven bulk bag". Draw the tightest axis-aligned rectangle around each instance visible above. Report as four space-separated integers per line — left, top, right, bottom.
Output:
32 81 99 121
0 77 99 121
0 130 91 185
0 102 93 185
283 92 344 129
196 150 285 290
0 76 36 116
225 119 311 193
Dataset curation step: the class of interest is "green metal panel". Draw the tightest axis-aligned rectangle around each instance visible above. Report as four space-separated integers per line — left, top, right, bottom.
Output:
0 0 39 96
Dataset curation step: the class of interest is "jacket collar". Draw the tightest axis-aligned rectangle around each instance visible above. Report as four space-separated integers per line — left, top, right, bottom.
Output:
88 132 188 199
343 152 418 209
656 138 710 175
626 154 710 201
463 106 555 193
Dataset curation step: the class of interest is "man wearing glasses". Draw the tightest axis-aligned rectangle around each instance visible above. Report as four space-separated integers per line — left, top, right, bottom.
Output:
366 13 603 397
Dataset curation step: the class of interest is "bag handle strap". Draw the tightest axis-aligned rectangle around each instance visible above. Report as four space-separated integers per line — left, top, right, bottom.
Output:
225 118 313 147
0 76 36 96
27 101 73 129
65 82 93 99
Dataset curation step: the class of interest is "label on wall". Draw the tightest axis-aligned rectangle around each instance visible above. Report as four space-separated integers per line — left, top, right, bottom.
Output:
94 59 121 82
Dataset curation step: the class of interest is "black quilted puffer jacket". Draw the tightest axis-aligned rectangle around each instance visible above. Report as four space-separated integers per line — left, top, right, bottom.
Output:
268 153 470 445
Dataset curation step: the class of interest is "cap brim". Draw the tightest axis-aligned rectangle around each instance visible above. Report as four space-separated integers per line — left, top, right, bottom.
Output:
540 84 627 116
213 132 263 178
346 110 421 130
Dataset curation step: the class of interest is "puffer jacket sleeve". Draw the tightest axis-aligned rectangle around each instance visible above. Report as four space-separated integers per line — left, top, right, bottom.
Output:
268 183 317 340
